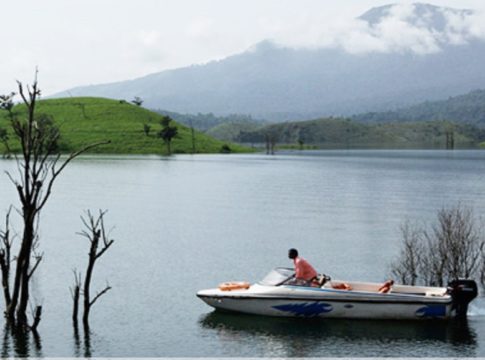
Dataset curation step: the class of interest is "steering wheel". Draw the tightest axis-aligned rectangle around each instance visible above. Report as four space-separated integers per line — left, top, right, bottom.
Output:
319 273 332 285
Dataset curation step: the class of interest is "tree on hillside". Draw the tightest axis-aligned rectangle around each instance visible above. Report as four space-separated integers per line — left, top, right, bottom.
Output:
298 138 304 150
0 127 8 157
143 123 151 136
0 93 15 154
131 96 143 107
0 92 15 116
188 119 196 153
158 116 178 155
0 73 108 332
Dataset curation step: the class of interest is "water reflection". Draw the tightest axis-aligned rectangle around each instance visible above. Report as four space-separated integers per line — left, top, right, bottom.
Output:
199 311 477 357
72 324 92 358
0 324 43 358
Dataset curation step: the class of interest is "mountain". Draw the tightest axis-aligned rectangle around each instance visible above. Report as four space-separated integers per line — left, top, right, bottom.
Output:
52 3 485 121
353 89 485 126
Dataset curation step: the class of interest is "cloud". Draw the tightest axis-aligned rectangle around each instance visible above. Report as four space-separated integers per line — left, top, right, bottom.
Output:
441 8 485 43
185 17 214 39
139 30 161 47
271 4 485 55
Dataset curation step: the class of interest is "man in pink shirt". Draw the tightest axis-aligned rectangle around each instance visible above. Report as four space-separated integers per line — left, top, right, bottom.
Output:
288 248 318 284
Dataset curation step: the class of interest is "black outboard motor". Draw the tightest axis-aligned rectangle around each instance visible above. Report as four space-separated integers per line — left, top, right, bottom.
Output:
447 279 478 318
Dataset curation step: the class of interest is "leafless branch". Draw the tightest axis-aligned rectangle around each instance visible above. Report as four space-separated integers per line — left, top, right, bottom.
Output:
27 253 43 279
89 285 112 307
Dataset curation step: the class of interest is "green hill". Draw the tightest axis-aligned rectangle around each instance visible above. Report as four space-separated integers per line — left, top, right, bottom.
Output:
353 89 485 126
0 97 250 154
236 118 485 149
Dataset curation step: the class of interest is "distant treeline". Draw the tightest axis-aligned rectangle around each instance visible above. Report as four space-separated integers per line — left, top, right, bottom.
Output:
353 89 485 126
234 118 485 149
153 109 265 132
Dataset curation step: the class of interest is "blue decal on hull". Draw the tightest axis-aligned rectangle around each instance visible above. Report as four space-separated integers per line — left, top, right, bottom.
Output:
273 302 333 317
416 305 446 318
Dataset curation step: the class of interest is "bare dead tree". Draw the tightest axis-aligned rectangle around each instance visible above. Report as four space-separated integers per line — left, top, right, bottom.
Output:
70 270 82 325
442 206 483 280
30 304 42 333
421 226 449 287
75 210 114 328
481 250 485 287
0 72 109 330
0 207 14 309
422 206 484 286
390 221 423 285
264 132 277 155
390 204 485 287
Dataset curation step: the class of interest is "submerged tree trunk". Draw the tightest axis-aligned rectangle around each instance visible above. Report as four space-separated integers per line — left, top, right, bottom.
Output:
71 271 81 325
82 242 97 327
0 208 13 310
77 210 114 328
0 73 109 331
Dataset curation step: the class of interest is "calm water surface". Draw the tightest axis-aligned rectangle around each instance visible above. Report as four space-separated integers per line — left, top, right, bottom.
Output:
0 150 484 357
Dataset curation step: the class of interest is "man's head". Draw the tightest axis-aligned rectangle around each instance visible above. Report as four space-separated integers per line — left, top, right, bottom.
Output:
288 248 298 259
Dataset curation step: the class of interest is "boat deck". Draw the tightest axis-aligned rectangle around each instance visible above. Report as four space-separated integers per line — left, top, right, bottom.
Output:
324 280 448 297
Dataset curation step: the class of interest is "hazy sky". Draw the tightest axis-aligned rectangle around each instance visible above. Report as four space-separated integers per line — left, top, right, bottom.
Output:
1 0 484 95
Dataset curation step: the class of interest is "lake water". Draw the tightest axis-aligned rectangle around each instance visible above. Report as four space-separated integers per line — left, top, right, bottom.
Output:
0 150 484 357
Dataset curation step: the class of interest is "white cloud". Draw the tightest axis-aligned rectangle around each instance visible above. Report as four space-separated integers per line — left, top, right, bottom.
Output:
271 3 485 55
442 9 485 43
139 30 161 47
185 17 214 39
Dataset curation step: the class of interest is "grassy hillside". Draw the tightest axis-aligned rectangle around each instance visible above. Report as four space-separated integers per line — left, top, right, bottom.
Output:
236 118 485 149
0 97 250 154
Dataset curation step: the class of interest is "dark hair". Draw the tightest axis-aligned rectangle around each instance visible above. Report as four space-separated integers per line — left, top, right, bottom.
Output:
288 248 298 259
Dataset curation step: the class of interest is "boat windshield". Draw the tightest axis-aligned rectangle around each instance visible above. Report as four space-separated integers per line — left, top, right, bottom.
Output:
259 267 295 286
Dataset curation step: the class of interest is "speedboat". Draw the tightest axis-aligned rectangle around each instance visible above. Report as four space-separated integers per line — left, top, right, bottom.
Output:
197 268 478 320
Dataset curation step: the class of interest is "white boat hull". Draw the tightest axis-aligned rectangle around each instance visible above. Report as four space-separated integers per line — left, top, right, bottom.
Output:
197 269 478 320
197 283 456 320
199 295 453 320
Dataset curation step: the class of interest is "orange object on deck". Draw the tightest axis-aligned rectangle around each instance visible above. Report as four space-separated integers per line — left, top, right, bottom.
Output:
378 280 394 293
332 282 352 290
219 281 251 291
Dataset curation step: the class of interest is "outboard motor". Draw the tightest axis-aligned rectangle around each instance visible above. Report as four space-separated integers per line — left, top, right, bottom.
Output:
447 279 478 318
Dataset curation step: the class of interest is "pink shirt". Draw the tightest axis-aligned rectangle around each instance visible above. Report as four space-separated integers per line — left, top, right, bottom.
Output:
294 257 318 280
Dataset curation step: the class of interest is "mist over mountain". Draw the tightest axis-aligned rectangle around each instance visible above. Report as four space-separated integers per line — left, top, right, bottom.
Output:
53 3 485 121
358 3 473 31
